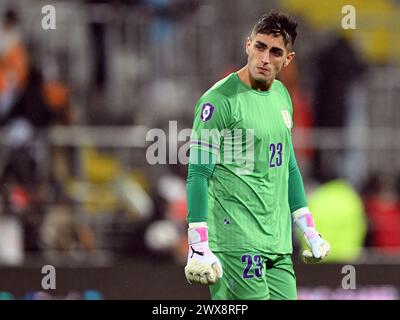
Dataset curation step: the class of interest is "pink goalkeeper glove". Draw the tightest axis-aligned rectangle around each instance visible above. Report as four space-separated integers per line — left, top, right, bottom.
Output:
184 222 223 285
293 208 331 263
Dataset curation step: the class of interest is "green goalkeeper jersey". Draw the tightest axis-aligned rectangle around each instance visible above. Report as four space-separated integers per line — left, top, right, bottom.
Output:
190 72 295 254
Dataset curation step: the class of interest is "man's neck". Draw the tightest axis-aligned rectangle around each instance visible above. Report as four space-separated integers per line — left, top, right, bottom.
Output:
237 66 273 91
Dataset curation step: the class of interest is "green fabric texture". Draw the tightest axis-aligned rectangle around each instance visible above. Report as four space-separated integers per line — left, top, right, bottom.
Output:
288 143 308 212
209 252 296 300
187 144 308 224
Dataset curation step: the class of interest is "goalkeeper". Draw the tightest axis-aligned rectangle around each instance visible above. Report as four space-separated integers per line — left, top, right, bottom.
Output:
184 11 330 300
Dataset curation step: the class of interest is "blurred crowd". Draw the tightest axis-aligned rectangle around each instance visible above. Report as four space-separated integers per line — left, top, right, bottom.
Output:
0 7 77 265
0 1 400 266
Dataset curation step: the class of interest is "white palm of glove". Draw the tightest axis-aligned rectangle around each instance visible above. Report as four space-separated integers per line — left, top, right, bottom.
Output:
303 228 331 263
184 224 223 285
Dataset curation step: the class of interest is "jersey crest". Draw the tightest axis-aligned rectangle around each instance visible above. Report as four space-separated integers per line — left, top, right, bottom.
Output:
281 109 292 129
200 103 215 122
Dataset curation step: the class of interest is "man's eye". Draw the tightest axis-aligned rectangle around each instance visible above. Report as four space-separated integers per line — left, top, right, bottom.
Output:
272 50 282 56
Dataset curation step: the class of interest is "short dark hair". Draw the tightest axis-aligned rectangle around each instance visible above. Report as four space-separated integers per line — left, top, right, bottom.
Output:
251 10 297 49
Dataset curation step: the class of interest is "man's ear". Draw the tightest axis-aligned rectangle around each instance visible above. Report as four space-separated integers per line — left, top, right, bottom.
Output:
284 51 295 67
245 36 251 55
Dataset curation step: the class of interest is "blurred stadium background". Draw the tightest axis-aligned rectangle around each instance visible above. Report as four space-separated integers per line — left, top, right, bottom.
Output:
0 0 400 300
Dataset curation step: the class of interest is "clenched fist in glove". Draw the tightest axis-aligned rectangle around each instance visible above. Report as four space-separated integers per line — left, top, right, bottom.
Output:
184 222 223 285
293 208 331 263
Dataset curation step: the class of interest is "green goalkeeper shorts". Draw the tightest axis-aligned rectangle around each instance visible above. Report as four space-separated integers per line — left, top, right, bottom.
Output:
209 252 297 300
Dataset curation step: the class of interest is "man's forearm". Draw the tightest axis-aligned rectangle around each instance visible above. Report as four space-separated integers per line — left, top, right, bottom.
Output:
187 172 209 223
288 143 308 212
186 148 216 223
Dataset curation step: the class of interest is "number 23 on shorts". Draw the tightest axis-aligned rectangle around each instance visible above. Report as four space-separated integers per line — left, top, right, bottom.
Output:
241 254 263 279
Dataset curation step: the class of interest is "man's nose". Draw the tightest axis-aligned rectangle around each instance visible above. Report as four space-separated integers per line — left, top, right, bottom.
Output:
261 51 270 64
